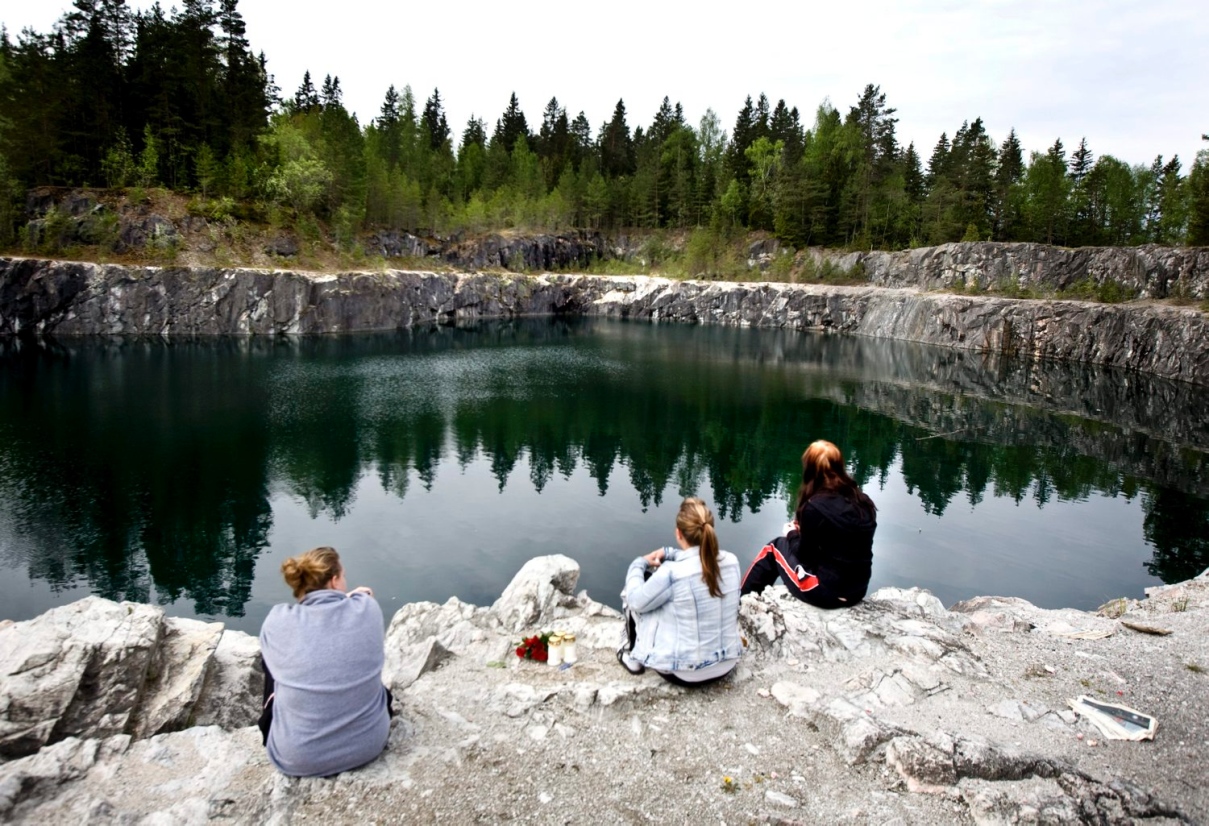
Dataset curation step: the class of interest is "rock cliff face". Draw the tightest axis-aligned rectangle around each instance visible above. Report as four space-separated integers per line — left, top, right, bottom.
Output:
831 242 1209 300
2 559 1206 823
3 256 1207 385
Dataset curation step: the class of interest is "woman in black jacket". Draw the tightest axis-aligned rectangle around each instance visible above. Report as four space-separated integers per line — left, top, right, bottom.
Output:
741 440 876 608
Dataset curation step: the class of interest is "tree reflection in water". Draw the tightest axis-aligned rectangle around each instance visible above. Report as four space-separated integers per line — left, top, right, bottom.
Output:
0 320 1205 622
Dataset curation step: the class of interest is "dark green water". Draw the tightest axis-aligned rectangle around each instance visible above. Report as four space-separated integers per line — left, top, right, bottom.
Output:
1 319 1206 633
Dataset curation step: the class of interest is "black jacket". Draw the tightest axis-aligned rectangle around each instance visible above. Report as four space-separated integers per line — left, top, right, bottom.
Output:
791 492 876 602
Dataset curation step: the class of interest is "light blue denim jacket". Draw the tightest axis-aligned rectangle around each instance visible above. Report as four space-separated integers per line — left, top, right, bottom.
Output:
623 545 743 673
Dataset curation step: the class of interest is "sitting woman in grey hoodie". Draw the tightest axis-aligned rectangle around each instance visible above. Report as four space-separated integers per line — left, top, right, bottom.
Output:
258 547 392 777
618 497 743 686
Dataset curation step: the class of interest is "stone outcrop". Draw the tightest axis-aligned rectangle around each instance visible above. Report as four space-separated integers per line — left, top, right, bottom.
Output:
2 559 1206 823
831 242 1209 300
0 596 261 760
2 257 1208 386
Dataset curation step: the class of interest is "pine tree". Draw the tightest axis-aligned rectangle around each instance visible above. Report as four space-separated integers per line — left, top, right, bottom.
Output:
569 111 592 170
1069 138 1093 183
900 142 924 242
1188 136 1209 246
926 133 950 189
993 128 1024 239
770 100 804 163
217 0 269 153
648 96 678 146
492 92 529 154
537 96 570 187
320 74 341 109
421 88 450 150
1156 156 1186 244
1068 138 1095 244
599 99 634 178
294 71 319 112
727 95 756 183
461 115 486 149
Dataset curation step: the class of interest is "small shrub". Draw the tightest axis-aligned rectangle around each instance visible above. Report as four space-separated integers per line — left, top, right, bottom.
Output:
294 213 324 244
1000 280 1035 300
801 258 866 286
642 235 675 269
1061 277 1098 301
1096 280 1129 303
766 251 794 282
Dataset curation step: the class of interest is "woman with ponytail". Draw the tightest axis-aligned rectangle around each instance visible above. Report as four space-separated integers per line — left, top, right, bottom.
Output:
618 497 743 686
742 440 877 608
258 547 392 777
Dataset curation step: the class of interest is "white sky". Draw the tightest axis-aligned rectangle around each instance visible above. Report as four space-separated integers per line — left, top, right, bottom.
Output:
5 0 1207 168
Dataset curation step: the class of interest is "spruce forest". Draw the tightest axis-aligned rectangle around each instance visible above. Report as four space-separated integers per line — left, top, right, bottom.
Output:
1 0 1208 257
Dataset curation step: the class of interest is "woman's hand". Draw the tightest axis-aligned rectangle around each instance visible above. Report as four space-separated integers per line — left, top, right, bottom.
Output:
643 548 666 568
348 586 374 597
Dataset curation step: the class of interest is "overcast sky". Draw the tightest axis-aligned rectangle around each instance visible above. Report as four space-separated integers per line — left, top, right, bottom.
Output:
6 0 1207 168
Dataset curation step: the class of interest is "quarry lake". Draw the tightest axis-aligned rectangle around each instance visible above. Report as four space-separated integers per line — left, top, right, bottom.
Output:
1 318 1206 633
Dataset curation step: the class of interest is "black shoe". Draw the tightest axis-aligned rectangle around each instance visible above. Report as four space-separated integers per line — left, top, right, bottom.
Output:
616 646 645 675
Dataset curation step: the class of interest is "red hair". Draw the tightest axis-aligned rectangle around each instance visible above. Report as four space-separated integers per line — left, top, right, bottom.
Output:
795 440 875 517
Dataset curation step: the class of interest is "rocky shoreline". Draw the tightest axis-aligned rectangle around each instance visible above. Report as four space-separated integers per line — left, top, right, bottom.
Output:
2 256 1208 386
1 557 1206 824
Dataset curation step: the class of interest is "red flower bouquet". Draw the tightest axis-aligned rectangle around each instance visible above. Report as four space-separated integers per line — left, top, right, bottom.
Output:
515 633 550 662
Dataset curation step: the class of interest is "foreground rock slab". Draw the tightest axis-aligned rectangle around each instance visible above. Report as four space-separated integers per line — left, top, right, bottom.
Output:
2 560 1206 823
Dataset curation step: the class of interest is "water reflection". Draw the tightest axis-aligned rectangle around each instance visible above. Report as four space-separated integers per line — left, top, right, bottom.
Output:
0 320 1206 629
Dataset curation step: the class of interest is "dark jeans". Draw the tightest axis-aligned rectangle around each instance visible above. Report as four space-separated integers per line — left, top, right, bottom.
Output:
258 657 395 746
741 538 862 610
655 668 733 688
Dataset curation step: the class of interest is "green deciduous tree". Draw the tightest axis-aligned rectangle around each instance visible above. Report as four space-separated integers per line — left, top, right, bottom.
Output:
1024 139 1070 244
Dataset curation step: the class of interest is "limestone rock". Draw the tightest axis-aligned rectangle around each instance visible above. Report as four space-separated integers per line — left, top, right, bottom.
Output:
490 555 581 633
769 681 821 717
765 789 798 808
0 597 163 758
388 637 453 692
886 735 958 792
385 596 490 656
0 727 271 823
130 617 224 739
192 629 263 730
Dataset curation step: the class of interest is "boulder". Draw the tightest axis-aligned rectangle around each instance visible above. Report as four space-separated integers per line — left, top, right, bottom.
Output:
0 599 258 760
265 234 299 257
117 214 178 251
489 554 581 633
0 597 164 758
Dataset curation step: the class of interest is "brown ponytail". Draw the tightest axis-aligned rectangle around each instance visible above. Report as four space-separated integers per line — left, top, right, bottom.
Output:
676 497 723 598
281 546 342 599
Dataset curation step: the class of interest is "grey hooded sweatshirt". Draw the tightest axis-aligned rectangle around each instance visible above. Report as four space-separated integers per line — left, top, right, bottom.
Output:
259 589 390 777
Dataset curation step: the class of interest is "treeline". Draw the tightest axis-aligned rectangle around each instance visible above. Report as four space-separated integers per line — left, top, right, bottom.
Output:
2 0 1208 252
